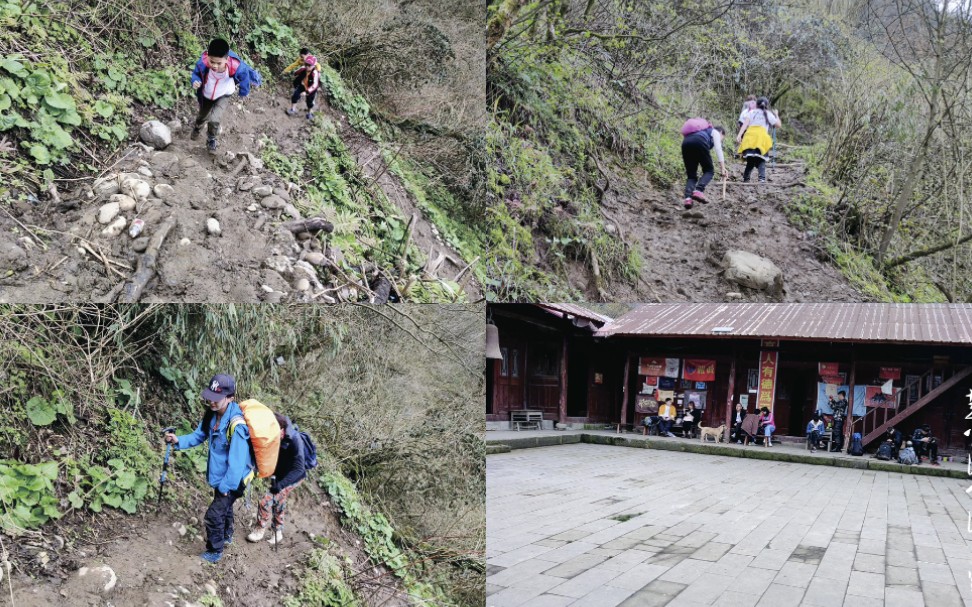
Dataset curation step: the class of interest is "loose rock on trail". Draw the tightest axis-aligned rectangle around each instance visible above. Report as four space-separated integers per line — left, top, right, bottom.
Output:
0 84 476 303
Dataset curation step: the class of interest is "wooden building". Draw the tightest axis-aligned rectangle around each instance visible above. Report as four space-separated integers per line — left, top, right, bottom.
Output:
486 304 618 429
487 303 972 450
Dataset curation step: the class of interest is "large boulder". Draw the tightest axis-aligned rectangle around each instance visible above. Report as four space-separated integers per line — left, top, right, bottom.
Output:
722 250 784 294
139 120 172 150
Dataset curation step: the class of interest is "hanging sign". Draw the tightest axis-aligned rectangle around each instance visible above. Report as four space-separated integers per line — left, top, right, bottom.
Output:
818 362 840 376
682 359 716 382
879 367 901 380
756 351 779 412
638 357 664 376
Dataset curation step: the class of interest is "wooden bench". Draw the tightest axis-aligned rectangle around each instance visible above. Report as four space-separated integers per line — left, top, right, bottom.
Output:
511 410 543 431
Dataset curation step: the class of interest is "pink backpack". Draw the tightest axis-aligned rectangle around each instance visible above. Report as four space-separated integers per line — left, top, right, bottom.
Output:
681 118 711 136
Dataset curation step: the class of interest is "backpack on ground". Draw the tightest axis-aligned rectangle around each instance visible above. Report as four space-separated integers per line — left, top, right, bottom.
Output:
875 442 893 461
849 432 864 456
229 400 281 477
681 118 711 136
898 446 918 465
293 424 318 469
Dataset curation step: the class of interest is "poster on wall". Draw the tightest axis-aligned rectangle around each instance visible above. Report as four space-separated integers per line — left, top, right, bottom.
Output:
865 386 899 408
658 377 677 390
663 358 680 378
656 390 675 405
683 359 716 381
816 383 867 416
695 382 707 390
740 394 749 407
684 390 707 410
756 351 778 411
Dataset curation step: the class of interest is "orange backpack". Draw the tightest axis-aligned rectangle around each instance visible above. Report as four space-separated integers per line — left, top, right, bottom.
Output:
229 400 280 478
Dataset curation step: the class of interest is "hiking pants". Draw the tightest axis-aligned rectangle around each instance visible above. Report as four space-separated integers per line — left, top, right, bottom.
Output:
291 84 317 110
743 156 766 182
808 430 820 448
194 94 232 139
916 439 938 462
204 481 245 553
257 478 304 529
681 135 714 197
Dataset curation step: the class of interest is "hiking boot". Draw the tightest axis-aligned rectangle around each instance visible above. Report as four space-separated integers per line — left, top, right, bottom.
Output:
247 527 267 542
690 190 708 203
931 460 940 466
190 126 202 141
683 197 693 209
267 529 284 546
200 550 223 564
306 111 315 120
286 108 298 116
224 535 233 546
207 137 218 154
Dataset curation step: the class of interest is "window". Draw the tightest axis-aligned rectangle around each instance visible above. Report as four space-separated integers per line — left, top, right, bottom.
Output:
500 347 509 376
531 344 558 378
511 349 519 378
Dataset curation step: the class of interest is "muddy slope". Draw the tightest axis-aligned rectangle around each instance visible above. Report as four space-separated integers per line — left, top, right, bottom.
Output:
577 156 865 303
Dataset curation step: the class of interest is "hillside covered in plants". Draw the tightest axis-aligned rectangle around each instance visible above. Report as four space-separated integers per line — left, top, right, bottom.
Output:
0 304 485 606
486 0 972 303
0 0 486 302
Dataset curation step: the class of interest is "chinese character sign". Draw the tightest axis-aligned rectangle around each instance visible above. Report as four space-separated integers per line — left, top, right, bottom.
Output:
818 362 839 376
757 351 778 411
682 359 716 382
639 357 665 376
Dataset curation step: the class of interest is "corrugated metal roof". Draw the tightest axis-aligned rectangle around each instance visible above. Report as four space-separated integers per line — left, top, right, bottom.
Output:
538 303 613 325
595 304 972 345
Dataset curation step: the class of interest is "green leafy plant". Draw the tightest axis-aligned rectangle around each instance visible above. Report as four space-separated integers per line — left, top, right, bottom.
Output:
318 65 381 139
0 460 61 535
246 17 297 59
25 392 75 427
283 548 361 607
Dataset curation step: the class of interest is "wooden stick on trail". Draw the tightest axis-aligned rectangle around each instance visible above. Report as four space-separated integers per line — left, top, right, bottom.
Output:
118 219 176 303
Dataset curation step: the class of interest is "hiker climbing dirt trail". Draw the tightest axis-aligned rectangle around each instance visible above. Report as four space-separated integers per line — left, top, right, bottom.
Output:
9 485 410 607
593 151 865 303
0 82 475 303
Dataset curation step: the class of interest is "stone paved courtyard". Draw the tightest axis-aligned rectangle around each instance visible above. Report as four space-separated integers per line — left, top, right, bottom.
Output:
487 444 972 606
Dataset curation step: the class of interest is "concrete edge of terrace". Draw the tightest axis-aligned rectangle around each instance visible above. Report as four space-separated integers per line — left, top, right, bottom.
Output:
486 433 966 479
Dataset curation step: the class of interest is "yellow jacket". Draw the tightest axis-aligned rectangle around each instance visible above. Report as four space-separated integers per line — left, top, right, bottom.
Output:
283 58 322 75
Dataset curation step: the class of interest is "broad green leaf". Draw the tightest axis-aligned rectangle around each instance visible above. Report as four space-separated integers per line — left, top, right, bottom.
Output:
67 491 83 509
43 91 75 111
55 109 81 127
102 492 122 508
26 396 56 425
0 57 25 76
0 93 9 111
115 470 136 490
94 99 114 118
35 460 58 480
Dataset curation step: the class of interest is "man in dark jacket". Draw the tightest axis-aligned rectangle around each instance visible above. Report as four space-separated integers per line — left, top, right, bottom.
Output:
885 426 903 459
911 425 940 466
246 413 306 545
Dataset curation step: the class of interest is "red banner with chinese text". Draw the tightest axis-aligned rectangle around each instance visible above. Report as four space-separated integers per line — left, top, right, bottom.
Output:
879 367 901 380
757 351 778 412
682 359 716 382
818 362 839 376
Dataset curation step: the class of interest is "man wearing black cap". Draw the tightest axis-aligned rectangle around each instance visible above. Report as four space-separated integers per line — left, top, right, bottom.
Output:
164 374 256 563
910 424 940 466
190 38 259 153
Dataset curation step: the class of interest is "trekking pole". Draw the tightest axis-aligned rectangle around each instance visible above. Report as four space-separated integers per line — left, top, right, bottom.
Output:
270 475 278 553
158 427 175 506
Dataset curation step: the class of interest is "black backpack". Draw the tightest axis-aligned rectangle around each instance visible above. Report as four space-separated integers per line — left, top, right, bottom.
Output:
875 442 893 461
849 432 864 456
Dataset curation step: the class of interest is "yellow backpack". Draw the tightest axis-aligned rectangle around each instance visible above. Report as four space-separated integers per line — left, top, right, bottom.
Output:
229 399 280 478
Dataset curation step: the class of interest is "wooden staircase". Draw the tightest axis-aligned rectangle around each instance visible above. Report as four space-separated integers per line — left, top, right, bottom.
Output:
858 366 972 447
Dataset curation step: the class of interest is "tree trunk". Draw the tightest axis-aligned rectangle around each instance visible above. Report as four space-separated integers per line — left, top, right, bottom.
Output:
487 0 529 51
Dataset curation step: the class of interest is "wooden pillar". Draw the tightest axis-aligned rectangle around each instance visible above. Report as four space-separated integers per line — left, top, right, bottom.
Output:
724 354 736 442
619 352 631 433
559 334 568 425
846 351 856 452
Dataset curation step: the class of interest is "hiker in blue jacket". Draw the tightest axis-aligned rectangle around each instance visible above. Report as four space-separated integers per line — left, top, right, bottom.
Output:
246 413 306 546
164 374 255 563
190 38 261 154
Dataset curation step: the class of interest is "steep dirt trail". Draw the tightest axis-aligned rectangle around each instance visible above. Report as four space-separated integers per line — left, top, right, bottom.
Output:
9 482 410 607
589 153 866 303
0 83 474 303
